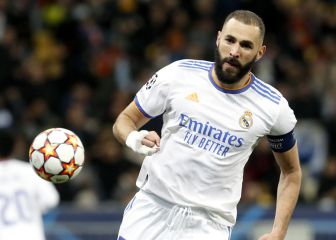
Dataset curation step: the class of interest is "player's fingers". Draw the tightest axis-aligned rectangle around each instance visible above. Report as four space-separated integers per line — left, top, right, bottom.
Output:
144 131 161 147
141 138 157 148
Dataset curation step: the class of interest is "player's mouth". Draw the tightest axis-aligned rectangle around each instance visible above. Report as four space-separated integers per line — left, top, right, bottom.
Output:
224 62 238 69
223 62 241 72
224 59 241 69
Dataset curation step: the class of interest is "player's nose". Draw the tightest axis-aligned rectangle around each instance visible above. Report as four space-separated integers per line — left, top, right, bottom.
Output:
229 44 240 58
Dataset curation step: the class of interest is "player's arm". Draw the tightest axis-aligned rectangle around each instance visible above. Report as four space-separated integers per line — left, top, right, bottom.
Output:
113 101 160 155
259 143 301 240
113 101 150 143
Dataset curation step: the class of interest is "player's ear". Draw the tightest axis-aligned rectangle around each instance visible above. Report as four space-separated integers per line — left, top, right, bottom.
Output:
216 31 221 47
256 45 266 61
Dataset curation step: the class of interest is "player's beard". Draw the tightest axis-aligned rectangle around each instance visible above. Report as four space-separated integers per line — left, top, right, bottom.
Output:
214 46 257 85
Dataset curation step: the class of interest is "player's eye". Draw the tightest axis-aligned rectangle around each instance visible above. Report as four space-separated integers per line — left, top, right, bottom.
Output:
225 37 235 44
240 42 253 49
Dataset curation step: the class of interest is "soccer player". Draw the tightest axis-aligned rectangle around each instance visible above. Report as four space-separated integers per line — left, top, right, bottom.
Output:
113 10 301 240
0 129 60 240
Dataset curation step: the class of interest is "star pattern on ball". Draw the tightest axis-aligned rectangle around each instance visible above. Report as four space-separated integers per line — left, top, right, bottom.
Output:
61 158 79 176
36 167 52 181
65 134 79 150
39 140 59 161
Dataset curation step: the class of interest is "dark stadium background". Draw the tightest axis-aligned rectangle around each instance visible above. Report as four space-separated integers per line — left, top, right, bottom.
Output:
0 0 335 239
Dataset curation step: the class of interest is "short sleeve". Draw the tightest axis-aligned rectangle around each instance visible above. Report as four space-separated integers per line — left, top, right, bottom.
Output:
269 97 297 136
134 65 172 118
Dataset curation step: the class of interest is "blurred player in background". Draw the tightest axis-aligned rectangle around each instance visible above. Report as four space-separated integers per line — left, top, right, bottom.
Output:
113 10 301 240
0 129 60 240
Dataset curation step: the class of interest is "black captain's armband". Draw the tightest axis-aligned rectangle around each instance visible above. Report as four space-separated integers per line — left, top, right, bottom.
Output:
267 130 296 152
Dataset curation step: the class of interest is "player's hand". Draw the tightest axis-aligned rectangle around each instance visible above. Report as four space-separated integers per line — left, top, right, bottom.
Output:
126 130 160 156
258 233 284 240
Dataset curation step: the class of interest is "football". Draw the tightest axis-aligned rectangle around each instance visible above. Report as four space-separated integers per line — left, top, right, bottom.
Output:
29 128 85 184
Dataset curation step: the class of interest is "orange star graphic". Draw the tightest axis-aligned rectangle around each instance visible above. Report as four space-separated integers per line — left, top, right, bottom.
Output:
61 159 79 176
36 167 52 181
39 140 59 161
65 134 79 150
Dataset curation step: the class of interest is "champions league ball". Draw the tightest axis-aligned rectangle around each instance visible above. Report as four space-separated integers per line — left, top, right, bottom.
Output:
29 128 85 184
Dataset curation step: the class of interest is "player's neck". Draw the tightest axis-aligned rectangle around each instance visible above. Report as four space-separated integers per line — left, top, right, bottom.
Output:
211 69 251 90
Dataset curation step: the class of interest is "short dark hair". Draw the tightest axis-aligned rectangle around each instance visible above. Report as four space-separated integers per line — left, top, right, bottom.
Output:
0 129 15 157
223 10 265 42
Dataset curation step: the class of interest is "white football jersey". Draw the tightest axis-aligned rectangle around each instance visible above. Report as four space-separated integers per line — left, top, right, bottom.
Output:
135 59 297 226
0 159 59 240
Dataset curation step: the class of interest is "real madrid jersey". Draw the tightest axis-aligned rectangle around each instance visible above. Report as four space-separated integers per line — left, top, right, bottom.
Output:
134 59 297 226
0 159 59 240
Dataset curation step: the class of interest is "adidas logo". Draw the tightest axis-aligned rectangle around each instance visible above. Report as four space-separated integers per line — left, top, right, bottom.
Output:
185 92 199 102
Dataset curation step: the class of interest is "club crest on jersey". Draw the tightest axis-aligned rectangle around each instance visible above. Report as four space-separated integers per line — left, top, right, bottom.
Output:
239 111 253 129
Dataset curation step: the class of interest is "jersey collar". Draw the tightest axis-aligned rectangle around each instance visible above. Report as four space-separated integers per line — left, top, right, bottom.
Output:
208 65 254 94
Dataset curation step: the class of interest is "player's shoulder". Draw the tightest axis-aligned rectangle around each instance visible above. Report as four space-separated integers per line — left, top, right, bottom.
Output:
250 74 285 105
7 159 31 168
167 59 213 72
7 159 39 175
154 59 212 84
0 159 35 179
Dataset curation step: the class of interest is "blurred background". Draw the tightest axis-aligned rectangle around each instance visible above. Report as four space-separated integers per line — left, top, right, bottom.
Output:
0 0 335 239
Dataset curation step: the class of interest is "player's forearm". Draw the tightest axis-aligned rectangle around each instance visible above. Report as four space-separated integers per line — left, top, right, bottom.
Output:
272 169 301 239
113 113 138 145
